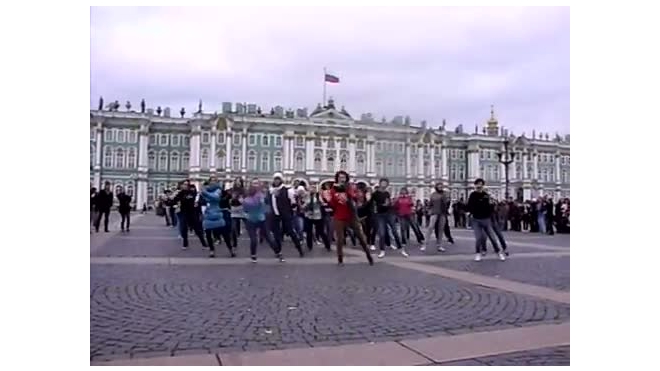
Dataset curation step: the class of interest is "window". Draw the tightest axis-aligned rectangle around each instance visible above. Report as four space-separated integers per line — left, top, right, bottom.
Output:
357 154 366 174
248 150 257 171
147 184 154 204
170 151 180 172
341 153 349 171
327 155 335 171
183 135 190 147
375 158 383 175
487 151 492 160
127 148 136 168
327 138 335 149
398 158 405 176
562 170 567 183
104 129 113 142
295 136 304 147
103 146 113 168
182 152 189 170
172 134 180 147
249 134 257 146
148 150 155 170
149 134 156 145
550 155 554 163
201 148 209 169
215 150 225 170
233 133 241 146
125 182 134 197
158 150 168 171
314 151 322 171
398 143 404 152
314 138 322 147
459 150 465 159
340 139 347 149
527 164 534 179
90 144 95 167
567 156 570 165
217 133 225 144
480 150 485 160
423 160 430 177
202 132 210 144
479 164 485 179
273 151 282 170
117 130 125 143
90 128 95 140
411 156 417 175
493 165 499 181
232 150 241 170
387 142 393 151
260 152 270 172
450 164 457 180
128 130 137 143
458 165 465 180
549 168 555 182
542 168 548 182
515 165 522 180
262 135 269 146
434 159 441 177
295 151 304 171
357 140 364 150
451 149 456 159
159 134 168 146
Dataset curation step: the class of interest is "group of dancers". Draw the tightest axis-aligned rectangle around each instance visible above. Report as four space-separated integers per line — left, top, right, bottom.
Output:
150 171 510 264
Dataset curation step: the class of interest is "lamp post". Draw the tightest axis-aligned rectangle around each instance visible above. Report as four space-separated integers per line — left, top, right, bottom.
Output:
497 139 515 201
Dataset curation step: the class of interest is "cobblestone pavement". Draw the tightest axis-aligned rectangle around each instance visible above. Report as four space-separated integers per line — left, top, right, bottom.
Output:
434 346 570 366
90 214 570 364
422 256 570 291
90 263 569 361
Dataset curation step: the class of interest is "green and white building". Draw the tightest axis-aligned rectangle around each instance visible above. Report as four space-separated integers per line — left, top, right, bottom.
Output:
90 99 570 208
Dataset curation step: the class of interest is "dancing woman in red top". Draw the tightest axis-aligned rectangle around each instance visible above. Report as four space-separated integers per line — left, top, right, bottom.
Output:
324 171 374 266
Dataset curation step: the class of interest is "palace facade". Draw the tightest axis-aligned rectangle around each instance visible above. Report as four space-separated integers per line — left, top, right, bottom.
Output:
90 99 570 208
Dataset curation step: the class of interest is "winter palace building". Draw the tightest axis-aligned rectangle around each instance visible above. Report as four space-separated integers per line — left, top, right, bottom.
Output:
90 98 570 209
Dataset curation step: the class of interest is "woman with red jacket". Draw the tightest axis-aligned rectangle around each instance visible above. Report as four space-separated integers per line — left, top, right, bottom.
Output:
324 171 374 265
393 188 425 247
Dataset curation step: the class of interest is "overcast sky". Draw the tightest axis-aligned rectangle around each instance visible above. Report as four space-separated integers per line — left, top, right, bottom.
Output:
90 6 569 136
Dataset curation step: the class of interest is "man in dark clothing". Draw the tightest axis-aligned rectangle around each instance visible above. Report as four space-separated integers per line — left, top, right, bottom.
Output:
372 178 407 258
545 198 555 235
116 186 132 232
173 181 207 249
269 172 304 257
467 178 504 261
94 181 113 233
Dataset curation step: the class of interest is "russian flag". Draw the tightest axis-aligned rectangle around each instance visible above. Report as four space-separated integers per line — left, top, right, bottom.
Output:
324 73 340 83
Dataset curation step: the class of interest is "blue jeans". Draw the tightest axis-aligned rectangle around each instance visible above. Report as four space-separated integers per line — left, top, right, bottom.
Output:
376 213 403 251
472 218 501 254
245 220 279 257
538 213 546 234
292 215 304 240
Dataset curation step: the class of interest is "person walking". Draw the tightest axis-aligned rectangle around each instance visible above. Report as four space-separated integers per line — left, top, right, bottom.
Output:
302 183 332 252
243 178 283 262
269 172 304 257
93 181 113 233
90 186 98 233
173 181 208 250
421 183 449 253
467 178 505 261
394 188 424 247
200 178 234 258
116 185 132 232
372 178 408 258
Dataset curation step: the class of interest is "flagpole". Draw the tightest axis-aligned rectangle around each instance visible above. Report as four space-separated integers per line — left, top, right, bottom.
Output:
323 67 327 107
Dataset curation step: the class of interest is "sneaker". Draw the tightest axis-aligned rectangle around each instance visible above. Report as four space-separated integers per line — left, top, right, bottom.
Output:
278 254 286 263
474 254 482 262
389 245 396 250
437 246 446 252
400 249 409 258
481 251 487 256
503 250 510 257
251 256 257 263
209 251 215 258
498 252 506 261
182 246 189 251
369 245 376 251
378 251 386 258
420 245 426 251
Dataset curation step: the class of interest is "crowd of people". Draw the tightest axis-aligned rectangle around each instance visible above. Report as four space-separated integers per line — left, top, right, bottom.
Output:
91 171 570 264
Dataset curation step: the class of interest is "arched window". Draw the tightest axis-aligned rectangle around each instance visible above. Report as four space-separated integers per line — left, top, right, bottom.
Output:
386 157 393 175
375 158 383 175
423 160 430 177
125 181 134 197
327 155 335 172
90 144 95 168
248 150 257 171
357 154 366 174
397 158 404 176
260 152 270 172
450 164 457 180
201 148 209 170
181 151 190 171
410 156 417 175
127 147 136 168
493 165 499 181
295 151 304 171
158 150 168 171
103 146 113 168
273 151 282 171
115 148 125 169
128 130 137 143
232 150 241 170
458 165 465 180
527 164 534 179
515 165 522 180
216 150 225 170
314 151 322 171
340 152 348 171
148 150 155 170
147 184 155 204
170 151 180 172
117 129 125 143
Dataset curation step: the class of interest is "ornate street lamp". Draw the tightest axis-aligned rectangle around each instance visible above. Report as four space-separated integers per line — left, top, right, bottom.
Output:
497 139 515 200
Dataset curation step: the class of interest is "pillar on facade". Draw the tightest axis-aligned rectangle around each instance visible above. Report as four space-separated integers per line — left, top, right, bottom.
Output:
241 128 247 173
210 128 217 172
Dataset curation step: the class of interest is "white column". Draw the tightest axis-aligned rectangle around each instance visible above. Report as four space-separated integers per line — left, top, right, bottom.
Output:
95 128 102 167
289 138 295 170
138 133 148 168
429 146 435 178
365 142 372 173
523 152 529 180
334 149 340 172
305 137 314 170
136 180 145 209
321 139 328 172
190 132 200 169
441 147 448 180
225 130 232 170
533 152 539 180
210 131 217 171
405 143 411 177
241 129 247 172
555 154 561 185
417 145 424 177
348 140 356 173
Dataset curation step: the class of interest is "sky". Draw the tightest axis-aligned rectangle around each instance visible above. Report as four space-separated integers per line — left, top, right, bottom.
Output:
90 6 570 136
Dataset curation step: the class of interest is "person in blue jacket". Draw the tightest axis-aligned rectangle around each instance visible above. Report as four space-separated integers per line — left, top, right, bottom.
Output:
201 177 234 258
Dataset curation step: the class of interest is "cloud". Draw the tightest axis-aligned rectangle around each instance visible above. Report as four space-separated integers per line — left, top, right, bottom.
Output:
91 6 569 135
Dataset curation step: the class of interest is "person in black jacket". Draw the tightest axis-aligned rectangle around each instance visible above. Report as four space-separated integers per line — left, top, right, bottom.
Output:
466 178 504 261
172 181 208 249
269 172 304 257
116 186 132 232
90 186 98 232
94 181 113 233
